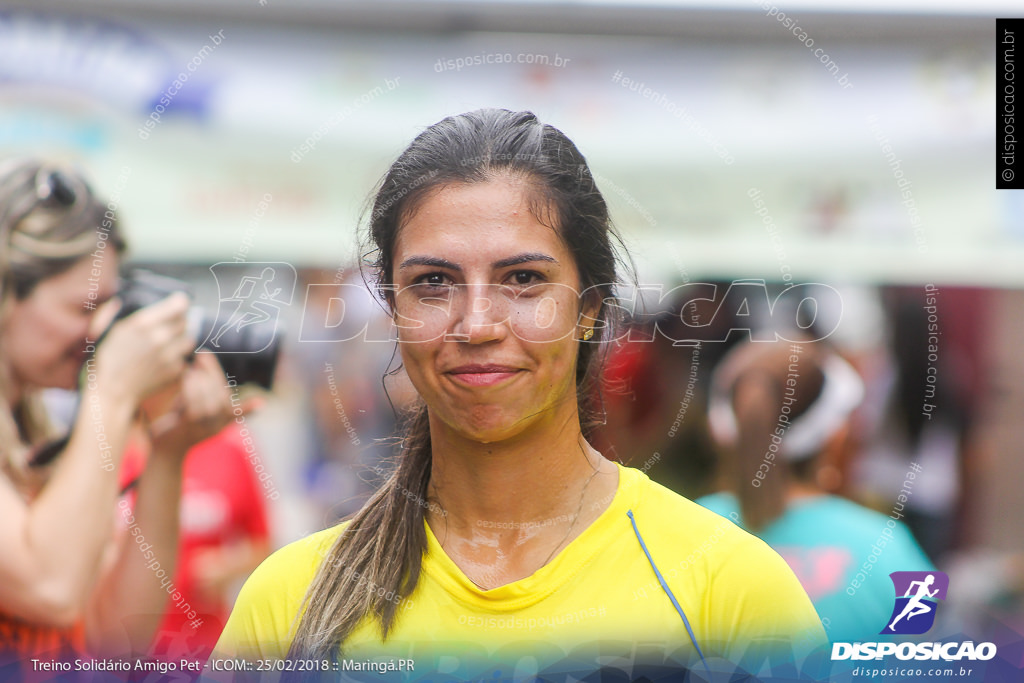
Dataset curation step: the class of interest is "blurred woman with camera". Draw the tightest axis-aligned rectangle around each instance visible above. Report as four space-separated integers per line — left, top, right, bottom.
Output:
215 109 825 678
0 159 235 667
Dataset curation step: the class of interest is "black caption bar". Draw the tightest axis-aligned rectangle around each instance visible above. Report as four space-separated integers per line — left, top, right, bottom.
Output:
997 18 1023 189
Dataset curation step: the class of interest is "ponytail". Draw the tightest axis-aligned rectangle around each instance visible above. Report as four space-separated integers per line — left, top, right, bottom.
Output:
708 339 830 532
288 406 432 658
730 373 787 531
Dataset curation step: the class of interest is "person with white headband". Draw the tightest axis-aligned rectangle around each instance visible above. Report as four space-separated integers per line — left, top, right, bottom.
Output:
699 337 934 642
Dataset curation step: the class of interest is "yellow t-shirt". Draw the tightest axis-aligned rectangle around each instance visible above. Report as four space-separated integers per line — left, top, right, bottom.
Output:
215 464 825 678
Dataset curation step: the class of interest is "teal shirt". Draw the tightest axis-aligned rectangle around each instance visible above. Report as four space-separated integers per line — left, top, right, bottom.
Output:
697 492 934 643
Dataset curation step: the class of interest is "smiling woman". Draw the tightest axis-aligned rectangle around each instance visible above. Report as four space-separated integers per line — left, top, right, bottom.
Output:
214 109 827 679
392 179 599 447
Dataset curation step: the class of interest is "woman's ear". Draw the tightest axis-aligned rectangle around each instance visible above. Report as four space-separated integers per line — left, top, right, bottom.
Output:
379 285 397 318
578 290 602 338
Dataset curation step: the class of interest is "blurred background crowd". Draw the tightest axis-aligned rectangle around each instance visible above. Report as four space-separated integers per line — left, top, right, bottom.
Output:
1 0 1022 669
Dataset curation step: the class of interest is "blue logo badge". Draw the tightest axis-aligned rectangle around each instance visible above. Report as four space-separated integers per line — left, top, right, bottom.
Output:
881 571 949 635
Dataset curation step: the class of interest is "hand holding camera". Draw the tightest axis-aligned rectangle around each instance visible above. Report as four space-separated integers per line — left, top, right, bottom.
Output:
144 352 253 458
95 270 275 455
88 292 195 407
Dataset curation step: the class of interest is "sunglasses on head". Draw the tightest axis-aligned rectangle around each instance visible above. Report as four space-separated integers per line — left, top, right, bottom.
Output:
33 169 77 209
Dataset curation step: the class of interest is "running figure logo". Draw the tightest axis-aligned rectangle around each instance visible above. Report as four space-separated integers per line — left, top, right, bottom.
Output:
881 571 949 635
200 262 296 354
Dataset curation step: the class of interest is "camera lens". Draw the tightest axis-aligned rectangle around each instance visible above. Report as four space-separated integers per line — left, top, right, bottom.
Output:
197 311 280 390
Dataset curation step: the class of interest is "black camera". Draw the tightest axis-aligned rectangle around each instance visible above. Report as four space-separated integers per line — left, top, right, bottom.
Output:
112 269 281 390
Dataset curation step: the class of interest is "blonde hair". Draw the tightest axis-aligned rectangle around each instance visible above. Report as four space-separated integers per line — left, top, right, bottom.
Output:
0 159 126 481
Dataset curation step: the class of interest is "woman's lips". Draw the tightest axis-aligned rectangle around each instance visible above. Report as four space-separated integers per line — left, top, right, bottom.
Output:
446 365 523 387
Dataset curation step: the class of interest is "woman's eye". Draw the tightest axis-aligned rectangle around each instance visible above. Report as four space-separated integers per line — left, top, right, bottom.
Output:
415 273 450 287
508 271 542 286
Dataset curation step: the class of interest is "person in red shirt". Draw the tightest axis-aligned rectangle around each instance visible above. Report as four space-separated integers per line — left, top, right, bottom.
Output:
120 424 271 661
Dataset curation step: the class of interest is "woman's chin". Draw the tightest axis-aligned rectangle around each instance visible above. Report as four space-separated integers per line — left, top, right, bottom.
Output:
456 424 519 445
444 410 528 445
33 366 80 392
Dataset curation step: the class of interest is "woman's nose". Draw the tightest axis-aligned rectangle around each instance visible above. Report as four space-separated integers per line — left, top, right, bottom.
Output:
446 284 509 344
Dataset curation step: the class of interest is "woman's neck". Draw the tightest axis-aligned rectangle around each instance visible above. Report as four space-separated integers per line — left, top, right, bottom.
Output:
424 404 619 588
427 411 609 528
786 479 825 500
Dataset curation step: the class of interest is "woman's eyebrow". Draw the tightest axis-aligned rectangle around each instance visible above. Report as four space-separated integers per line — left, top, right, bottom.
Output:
399 256 459 271
398 253 558 271
492 253 558 269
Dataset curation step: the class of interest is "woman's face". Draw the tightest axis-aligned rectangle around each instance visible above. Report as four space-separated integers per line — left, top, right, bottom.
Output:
1 251 120 394
391 177 596 444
